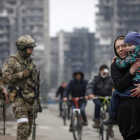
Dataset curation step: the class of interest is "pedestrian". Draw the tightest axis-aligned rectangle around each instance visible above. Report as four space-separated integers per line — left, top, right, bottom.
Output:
2 36 41 140
105 36 140 140
86 64 114 137
104 32 140 125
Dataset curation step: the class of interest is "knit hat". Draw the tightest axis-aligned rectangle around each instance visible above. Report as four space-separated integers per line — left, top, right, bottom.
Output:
99 64 109 71
124 32 140 46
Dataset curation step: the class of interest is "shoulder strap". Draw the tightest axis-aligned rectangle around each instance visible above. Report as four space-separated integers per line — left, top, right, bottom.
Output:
10 54 27 71
10 54 23 65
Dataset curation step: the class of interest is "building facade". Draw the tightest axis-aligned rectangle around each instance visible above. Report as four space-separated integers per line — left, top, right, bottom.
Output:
94 0 140 72
0 0 50 69
0 10 10 68
51 28 94 86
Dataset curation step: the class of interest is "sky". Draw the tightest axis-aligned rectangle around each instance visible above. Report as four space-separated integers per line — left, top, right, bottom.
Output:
50 0 98 37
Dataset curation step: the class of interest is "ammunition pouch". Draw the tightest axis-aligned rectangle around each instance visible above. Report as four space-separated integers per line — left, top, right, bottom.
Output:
22 92 34 104
8 86 22 103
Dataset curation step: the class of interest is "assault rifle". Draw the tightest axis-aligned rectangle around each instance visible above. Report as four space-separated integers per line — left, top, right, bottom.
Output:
32 69 42 140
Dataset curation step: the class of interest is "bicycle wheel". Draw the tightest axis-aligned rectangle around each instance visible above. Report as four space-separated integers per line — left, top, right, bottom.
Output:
72 111 82 140
99 112 109 140
63 107 67 126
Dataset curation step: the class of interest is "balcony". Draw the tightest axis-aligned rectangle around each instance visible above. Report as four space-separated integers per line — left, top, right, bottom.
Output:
0 38 9 42
96 1 112 7
25 12 43 17
25 21 43 26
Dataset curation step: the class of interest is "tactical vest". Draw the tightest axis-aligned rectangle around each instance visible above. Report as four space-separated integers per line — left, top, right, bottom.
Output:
10 54 35 92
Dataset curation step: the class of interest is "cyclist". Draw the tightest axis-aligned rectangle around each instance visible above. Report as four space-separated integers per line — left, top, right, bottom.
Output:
86 65 114 137
63 69 88 131
55 81 67 117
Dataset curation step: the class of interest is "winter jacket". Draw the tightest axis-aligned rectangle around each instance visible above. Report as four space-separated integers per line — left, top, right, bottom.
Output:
86 74 114 96
56 86 65 99
111 62 134 92
116 45 140 81
63 70 88 98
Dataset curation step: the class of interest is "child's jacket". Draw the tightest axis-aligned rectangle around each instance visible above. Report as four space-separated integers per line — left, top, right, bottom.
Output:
116 45 140 81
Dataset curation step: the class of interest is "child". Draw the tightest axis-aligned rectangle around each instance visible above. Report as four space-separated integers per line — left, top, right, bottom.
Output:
104 32 140 125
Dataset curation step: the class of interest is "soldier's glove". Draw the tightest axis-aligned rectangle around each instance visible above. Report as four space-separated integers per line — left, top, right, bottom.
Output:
22 70 30 78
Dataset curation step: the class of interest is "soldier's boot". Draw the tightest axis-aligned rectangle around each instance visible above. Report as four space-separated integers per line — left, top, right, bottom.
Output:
27 110 34 138
92 119 100 128
17 122 29 140
27 118 33 137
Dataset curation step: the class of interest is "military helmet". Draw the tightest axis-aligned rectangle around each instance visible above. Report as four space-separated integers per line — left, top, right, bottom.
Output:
16 35 37 50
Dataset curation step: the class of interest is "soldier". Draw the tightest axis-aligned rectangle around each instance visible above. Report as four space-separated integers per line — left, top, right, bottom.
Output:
0 43 8 100
0 70 4 99
2 36 40 140
0 69 8 100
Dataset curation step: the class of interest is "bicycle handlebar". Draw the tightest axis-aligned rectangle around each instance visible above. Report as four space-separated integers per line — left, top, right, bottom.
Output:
94 96 111 107
94 96 111 100
71 97 85 100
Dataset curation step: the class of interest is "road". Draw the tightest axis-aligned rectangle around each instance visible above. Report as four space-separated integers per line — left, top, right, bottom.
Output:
0 101 123 140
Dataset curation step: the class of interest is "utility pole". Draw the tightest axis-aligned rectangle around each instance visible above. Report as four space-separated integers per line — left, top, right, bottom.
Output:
43 0 51 91
57 31 64 86
112 0 118 58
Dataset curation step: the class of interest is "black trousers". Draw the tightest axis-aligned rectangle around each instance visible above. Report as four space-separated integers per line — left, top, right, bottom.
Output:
59 101 70 117
125 131 140 140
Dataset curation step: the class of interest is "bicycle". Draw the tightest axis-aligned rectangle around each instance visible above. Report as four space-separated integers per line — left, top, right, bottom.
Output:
94 96 111 140
71 97 84 140
62 101 68 126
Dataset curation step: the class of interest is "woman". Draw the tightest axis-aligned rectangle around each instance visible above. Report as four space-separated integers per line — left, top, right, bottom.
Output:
112 36 140 140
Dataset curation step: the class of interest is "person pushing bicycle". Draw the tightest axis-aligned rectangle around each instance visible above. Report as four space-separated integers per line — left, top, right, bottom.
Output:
86 64 115 137
63 69 88 132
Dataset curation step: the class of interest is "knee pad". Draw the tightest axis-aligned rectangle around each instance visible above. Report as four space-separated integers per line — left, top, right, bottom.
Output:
17 118 28 124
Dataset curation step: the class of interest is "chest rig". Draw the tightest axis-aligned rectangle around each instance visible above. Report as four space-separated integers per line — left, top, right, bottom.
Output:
10 54 37 100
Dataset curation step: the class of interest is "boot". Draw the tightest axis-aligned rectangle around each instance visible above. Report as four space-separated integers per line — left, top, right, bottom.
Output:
103 118 117 125
109 126 114 138
92 119 99 128
69 124 73 132
82 119 88 126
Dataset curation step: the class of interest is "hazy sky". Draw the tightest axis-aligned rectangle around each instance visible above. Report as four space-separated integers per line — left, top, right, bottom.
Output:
50 0 98 37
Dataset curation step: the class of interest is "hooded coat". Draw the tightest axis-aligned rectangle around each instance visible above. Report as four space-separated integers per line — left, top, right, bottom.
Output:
112 36 140 139
63 70 88 98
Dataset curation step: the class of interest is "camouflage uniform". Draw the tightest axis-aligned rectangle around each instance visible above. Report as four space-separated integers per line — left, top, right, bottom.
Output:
0 70 4 100
2 36 38 140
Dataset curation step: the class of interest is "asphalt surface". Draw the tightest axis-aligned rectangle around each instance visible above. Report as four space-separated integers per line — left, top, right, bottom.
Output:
0 101 123 140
